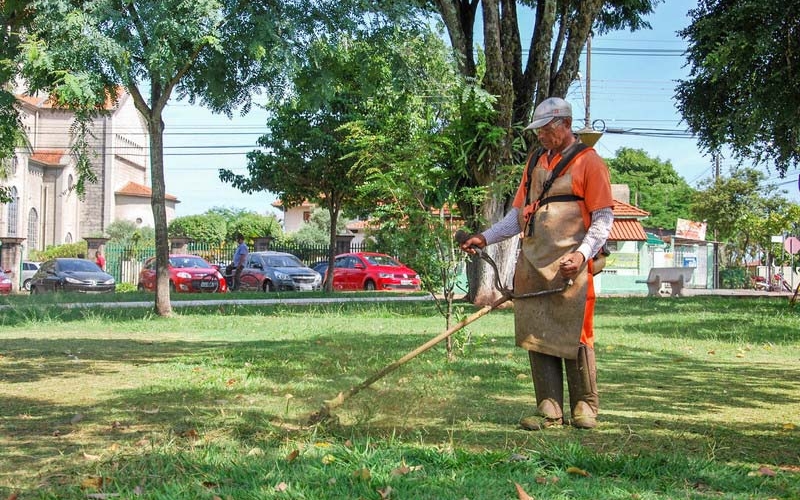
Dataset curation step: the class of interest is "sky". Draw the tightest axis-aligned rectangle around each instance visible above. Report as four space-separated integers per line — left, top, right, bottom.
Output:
160 0 799 218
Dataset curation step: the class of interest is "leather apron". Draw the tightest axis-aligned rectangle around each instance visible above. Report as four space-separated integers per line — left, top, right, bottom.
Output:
514 163 588 360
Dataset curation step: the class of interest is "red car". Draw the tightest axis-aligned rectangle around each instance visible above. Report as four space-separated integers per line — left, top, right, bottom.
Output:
328 252 421 291
0 269 12 295
137 254 228 293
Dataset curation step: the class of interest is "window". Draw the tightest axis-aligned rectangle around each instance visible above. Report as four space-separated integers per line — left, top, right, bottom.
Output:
6 187 19 236
27 208 39 250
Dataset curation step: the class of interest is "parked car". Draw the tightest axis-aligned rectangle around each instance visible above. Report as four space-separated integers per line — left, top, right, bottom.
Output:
21 261 41 291
238 251 322 292
329 252 421 291
0 269 12 295
137 254 228 293
29 258 116 294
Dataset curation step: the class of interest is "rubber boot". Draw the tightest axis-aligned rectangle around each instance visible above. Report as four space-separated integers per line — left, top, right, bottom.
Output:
519 351 564 430
565 344 598 429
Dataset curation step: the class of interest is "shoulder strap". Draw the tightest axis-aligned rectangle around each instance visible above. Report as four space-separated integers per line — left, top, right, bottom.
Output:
524 143 589 208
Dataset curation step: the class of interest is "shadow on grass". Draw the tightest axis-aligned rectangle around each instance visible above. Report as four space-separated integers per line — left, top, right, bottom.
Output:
1 296 799 495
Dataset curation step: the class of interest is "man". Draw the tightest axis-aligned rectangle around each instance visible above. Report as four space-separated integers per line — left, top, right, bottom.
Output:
231 234 248 291
460 97 614 430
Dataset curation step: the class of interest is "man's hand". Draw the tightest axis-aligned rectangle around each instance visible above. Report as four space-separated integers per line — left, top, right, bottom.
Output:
558 251 585 280
458 233 487 255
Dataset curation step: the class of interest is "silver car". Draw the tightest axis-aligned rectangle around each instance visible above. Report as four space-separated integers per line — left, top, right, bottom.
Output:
21 261 41 291
238 251 322 292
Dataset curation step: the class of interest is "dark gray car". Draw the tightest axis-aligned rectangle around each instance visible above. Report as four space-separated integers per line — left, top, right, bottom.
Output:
238 251 321 292
29 258 116 294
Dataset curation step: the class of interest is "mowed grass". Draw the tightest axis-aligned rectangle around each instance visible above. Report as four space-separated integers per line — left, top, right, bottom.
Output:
0 296 798 499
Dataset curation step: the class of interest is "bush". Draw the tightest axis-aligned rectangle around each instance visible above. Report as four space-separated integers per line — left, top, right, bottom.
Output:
719 267 749 289
115 282 137 293
30 242 88 261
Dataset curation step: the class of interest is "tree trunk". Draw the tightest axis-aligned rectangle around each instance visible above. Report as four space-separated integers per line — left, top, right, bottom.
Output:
148 111 172 316
435 0 603 306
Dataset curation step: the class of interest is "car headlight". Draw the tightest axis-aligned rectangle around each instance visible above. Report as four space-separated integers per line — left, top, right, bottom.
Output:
0 278 10 284
378 273 393 279
64 276 82 284
102 278 115 285
176 271 192 279
275 271 290 281
313 272 322 285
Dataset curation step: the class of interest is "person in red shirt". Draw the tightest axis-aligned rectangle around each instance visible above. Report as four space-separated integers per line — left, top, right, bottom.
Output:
95 250 106 271
460 97 614 430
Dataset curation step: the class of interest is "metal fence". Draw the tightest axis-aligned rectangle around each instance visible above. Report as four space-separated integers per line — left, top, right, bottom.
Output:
104 241 371 284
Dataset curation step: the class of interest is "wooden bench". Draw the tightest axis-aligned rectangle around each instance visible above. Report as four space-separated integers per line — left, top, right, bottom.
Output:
636 267 695 297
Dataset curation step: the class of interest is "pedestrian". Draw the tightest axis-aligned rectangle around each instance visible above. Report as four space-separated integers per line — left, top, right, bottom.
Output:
459 97 614 430
95 250 106 271
231 233 248 291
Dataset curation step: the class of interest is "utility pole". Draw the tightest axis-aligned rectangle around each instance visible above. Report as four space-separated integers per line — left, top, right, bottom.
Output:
585 34 592 128
713 154 720 289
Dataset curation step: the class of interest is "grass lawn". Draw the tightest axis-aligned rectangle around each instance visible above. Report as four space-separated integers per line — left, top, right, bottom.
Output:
0 295 799 499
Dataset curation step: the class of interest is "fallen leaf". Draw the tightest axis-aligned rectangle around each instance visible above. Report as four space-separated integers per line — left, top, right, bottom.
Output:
516 373 528 380
248 448 264 456
707 350 715 355
757 466 776 477
328 478 337 485
181 429 199 439
471 376 481 382
514 482 534 500
509 453 528 462
535 477 547 485
781 423 796 431
286 450 299 462
274 482 289 492
344 439 352 448
566 466 590 477
141 408 160 414
80 477 110 490
377 485 393 499
353 468 371 480
322 454 336 465
83 452 101 461
226 378 237 386
108 443 120 452
6 492 19 500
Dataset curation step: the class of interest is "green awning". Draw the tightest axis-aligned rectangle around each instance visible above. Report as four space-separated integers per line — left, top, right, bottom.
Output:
646 232 667 246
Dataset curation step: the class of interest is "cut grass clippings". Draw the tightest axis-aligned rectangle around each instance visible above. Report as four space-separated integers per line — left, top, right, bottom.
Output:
0 295 798 499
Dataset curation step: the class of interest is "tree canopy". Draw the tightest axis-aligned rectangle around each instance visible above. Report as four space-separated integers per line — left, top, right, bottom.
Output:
18 0 334 315
690 166 800 267
676 1 800 176
605 147 695 230
221 26 456 290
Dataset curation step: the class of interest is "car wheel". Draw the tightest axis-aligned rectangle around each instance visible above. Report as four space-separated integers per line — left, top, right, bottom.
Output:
30 286 39 295
23 279 32 291
263 280 275 292
364 280 376 291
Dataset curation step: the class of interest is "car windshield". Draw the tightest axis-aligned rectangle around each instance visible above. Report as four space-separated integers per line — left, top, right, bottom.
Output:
365 255 401 267
265 255 304 268
60 260 103 272
170 257 211 268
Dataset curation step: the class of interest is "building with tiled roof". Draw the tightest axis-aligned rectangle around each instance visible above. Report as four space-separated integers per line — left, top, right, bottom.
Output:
1 88 178 255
